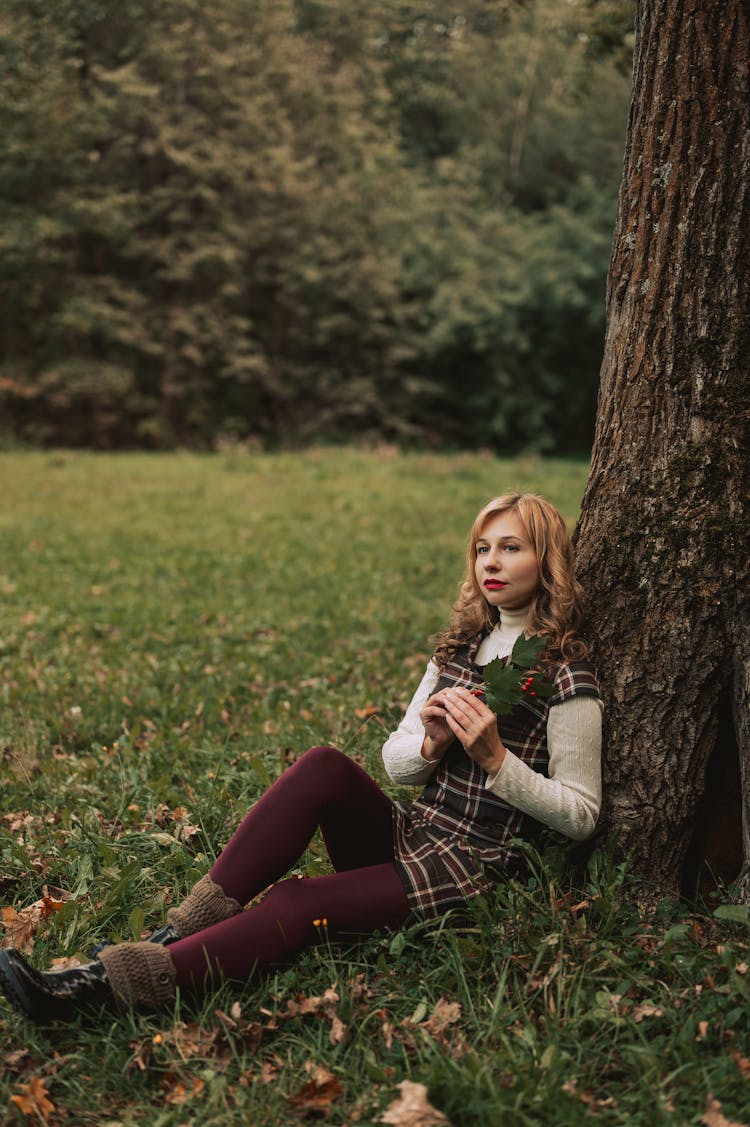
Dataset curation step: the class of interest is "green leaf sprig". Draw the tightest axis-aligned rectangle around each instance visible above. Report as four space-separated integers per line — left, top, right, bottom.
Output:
479 634 555 715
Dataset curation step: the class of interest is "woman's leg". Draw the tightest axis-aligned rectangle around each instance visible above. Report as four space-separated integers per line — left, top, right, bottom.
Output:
169 862 410 988
209 746 396 904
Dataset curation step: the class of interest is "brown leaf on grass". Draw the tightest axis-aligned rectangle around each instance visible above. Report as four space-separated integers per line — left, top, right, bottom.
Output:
731 1051 750 1077
214 1007 263 1052
128 1038 152 1073
349 973 374 1003
269 986 346 1046
162 1073 205 1106
396 998 463 1055
631 1003 664 1022
9 1076 55 1120
49 954 85 970
170 1021 219 1061
701 1094 748 1127
3 1048 32 1073
147 1021 224 1072
1 906 38 952
562 1079 617 1110
288 1062 342 1115
328 1013 347 1046
0 886 71 953
39 889 67 919
424 998 461 1038
260 1057 283 1085
282 987 340 1018
379 1080 451 1126
355 706 381 720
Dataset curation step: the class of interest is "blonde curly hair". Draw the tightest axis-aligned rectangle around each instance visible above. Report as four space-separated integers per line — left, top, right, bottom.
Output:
433 493 589 669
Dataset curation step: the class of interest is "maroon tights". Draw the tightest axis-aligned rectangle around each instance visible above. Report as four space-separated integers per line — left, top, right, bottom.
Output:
168 746 411 989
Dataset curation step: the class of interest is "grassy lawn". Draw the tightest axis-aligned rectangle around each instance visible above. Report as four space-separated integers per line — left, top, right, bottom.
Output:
0 449 747 1125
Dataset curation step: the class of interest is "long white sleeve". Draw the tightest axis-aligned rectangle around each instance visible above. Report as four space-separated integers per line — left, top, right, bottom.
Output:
485 694 603 840
381 661 441 785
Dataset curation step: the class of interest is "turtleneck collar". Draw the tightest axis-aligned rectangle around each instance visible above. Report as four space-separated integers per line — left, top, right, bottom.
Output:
474 604 531 666
493 605 531 633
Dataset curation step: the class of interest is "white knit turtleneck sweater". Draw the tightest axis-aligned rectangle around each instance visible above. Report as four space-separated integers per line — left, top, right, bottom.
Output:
381 608 602 841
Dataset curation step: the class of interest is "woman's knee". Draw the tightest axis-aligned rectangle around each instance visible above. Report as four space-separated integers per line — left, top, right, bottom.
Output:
293 745 351 780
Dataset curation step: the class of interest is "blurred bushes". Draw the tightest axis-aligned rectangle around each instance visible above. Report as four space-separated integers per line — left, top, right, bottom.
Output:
0 0 634 451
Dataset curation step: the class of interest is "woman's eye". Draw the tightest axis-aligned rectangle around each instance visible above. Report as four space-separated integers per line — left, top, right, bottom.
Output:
477 545 489 555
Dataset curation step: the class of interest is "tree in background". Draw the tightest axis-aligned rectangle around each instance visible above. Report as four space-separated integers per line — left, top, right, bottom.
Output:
0 0 634 449
575 0 749 897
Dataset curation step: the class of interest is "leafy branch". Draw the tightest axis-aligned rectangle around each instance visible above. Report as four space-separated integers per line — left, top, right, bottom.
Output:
480 634 554 715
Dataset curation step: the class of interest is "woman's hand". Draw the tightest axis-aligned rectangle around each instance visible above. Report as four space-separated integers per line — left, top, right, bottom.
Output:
419 689 455 762
443 687 507 775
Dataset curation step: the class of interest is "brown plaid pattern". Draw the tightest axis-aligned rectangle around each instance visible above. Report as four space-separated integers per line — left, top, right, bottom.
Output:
393 645 600 918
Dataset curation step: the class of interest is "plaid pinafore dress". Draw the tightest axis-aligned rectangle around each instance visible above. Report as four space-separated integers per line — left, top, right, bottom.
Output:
392 643 600 918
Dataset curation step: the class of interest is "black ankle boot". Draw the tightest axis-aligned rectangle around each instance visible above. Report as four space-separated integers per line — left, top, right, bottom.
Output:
0 949 113 1023
145 922 181 946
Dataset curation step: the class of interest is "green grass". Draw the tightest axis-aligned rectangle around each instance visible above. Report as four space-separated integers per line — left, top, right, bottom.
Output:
0 449 748 1126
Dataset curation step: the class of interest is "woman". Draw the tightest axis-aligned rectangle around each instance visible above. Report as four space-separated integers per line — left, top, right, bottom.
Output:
0 493 602 1022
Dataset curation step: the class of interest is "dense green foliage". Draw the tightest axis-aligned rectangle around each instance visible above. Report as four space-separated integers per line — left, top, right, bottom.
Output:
0 1 633 451
1 451 748 1125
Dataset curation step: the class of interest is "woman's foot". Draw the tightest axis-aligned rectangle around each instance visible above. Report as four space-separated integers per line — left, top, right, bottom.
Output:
0 941 176 1023
0 949 112 1022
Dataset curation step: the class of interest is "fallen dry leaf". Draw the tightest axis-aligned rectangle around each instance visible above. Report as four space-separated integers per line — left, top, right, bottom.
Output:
701 1094 748 1127
349 973 374 1003
0 887 71 953
424 998 461 1038
632 1003 664 1023
561 1078 617 1110
1 906 40 953
731 1051 750 1077
128 1038 152 1073
329 1013 347 1046
49 955 84 970
3 1048 32 1072
9 1076 55 1120
379 1080 451 1126
268 986 345 1045
214 1007 263 1052
260 1057 283 1085
355 706 381 719
288 1062 343 1115
162 1073 205 1106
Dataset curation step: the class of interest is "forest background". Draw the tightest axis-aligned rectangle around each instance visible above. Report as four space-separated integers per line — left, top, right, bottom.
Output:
0 0 634 453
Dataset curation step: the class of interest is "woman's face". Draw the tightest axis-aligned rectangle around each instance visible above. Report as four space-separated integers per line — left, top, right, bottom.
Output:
474 510 539 612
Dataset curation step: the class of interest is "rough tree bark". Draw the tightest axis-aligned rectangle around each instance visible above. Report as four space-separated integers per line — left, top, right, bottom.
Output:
574 0 750 896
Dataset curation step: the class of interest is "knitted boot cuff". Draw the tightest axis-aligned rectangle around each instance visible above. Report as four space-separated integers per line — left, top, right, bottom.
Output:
166 873 243 938
98 942 176 1013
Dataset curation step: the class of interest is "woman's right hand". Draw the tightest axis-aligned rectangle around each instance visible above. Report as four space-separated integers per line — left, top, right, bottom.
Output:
419 690 454 762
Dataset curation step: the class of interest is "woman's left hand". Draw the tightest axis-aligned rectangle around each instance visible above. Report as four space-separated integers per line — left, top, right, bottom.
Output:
443 688 506 775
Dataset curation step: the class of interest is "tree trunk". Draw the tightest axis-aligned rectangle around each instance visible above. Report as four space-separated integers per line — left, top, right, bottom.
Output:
574 0 750 896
